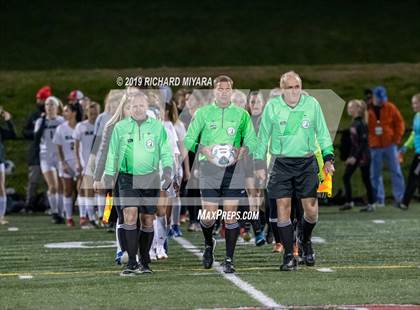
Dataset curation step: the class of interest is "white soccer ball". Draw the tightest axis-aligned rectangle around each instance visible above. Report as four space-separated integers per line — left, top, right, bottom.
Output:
210 144 237 167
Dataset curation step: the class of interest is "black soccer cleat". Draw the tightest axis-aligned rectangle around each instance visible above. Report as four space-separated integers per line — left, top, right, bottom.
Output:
139 262 153 274
360 204 375 212
51 213 64 224
303 241 315 266
280 253 297 271
222 257 235 274
202 238 216 269
120 262 142 277
393 202 408 211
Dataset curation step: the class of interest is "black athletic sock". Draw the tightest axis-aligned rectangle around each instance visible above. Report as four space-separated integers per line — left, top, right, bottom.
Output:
278 220 293 255
118 226 127 252
200 220 215 246
270 219 281 243
244 221 251 233
138 228 154 265
124 224 138 265
225 222 240 259
302 217 316 243
251 220 261 234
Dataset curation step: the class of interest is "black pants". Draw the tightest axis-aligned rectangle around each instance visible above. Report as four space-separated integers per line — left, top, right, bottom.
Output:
343 162 374 204
402 155 420 206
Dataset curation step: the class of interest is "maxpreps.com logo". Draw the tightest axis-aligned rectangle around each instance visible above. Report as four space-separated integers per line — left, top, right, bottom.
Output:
198 209 259 221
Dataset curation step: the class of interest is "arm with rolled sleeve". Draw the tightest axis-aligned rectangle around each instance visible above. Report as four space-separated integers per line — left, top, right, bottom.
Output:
314 101 334 162
240 111 257 157
104 124 120 178
254 103 273 169
183 110 204 153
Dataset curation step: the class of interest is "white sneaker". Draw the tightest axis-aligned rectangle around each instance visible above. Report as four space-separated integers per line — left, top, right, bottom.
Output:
149 247 157 261
156 246 168 260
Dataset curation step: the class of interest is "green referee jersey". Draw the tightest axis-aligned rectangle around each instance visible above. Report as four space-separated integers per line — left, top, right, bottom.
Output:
184 102 257 160
104 116 173 176
255 94 334 162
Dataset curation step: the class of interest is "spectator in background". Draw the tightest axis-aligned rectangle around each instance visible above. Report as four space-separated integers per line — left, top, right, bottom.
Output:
179 91 202 232
0 108 16 224
174 88 189 116
68 90 84 105
22 86 50 211
340 100 375 212
397 93 420 210
368 86 405 207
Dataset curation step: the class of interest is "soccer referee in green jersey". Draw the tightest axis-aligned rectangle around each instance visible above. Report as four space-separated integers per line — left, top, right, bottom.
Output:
255 71 335 271
184 75 257 273
104 91 173 276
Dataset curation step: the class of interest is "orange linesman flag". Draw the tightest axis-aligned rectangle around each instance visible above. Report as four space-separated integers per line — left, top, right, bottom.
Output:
317 169 332 198
103 193 113 224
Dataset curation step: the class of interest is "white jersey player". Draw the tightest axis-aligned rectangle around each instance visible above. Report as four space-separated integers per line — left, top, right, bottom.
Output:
34 96 65 224
53 103 83 227
73 102 100 227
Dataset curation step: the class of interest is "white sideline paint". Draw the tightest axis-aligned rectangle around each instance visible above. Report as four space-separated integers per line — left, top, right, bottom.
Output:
310 236 326 244
174 237 284 309
372 220 385 224
44 241 116 249
18 274 33 280
317 268 334 273
8 227 19 231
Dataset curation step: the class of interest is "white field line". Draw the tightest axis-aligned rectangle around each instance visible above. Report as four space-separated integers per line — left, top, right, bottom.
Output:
174 237 284 309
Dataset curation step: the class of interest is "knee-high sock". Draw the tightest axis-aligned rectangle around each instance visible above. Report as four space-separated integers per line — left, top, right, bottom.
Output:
86 197 95 221
151 219 158 251
225 222 240 259
115 223 121 252
77 196 86 218
96 194 105 218
270 218 281 243
117 215 126 252
251 220 261 234
139 226 154 265
200 220 215 246
171 197 181 226
63 197 73 220
0 195 7 217
302 215 317 243
57 194 64 217
123 223 138 265
156 216 167 247
47 192 58 214
278 219 293 255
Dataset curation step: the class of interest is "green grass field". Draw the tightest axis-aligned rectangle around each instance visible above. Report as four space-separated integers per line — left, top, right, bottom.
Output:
1 205 419 309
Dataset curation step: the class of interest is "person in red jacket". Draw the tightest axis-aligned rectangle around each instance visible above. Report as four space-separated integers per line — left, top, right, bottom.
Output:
368 86 405 207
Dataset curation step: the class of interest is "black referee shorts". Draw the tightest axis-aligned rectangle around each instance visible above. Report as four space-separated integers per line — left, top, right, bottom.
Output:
199 161 247 203
267 156 319 199
118 172 160 214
